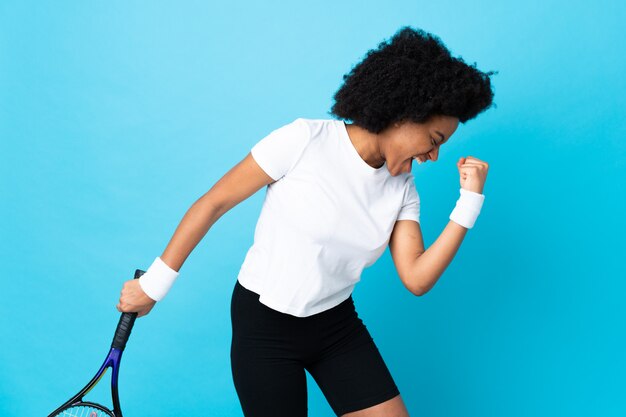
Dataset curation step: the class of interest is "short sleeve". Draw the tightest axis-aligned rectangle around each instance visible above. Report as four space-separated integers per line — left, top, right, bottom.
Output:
396 174 421 223
250 118 311 181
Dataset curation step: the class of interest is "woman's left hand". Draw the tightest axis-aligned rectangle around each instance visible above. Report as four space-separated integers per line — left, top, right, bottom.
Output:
457 155 489 194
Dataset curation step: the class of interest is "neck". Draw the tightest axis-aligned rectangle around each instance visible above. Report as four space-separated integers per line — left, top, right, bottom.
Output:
345 123 386 168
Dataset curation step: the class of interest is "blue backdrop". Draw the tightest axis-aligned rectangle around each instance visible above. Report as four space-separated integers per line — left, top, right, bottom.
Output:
1 1 624 416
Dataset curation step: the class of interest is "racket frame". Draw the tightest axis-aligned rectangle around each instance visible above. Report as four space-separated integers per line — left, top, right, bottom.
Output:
47 269 145 417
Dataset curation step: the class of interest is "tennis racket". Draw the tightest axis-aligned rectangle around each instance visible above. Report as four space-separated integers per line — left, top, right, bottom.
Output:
47 269 145 417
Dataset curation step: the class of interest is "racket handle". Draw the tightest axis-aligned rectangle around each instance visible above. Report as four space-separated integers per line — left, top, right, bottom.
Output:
111 269 145 350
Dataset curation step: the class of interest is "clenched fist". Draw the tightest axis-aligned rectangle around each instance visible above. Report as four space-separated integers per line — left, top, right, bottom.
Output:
117 279 156 318
457 156 489 194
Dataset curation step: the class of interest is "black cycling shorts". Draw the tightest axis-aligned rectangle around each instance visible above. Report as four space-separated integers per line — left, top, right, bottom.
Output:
230 279 400 417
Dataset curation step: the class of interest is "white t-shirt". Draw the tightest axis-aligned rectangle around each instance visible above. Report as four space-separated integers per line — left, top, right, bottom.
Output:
236 117 420 317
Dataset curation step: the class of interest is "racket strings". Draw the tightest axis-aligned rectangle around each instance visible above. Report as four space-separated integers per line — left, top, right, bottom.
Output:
54 405 113 417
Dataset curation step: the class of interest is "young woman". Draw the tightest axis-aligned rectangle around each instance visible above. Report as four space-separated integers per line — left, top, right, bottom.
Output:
117 26 496 417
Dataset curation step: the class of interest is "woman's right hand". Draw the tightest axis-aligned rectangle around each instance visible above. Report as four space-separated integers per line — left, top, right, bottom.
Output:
116 279 157 318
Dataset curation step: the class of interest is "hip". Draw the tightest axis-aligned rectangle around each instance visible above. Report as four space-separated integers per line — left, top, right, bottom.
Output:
230 279 373 358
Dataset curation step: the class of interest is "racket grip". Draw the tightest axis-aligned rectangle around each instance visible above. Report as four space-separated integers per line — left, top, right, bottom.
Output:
111 269 145 350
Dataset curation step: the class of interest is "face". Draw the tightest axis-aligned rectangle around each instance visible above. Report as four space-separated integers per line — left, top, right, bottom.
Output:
381 114 460 176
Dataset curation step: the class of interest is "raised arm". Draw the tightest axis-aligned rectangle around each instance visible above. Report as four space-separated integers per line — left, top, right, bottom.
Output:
389 218 467 296
389 155 488 296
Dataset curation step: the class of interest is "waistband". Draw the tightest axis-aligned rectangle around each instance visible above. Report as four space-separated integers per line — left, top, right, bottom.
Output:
234 279 356 321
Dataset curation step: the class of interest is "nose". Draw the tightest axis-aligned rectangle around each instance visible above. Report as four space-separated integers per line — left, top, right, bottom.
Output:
428 146 440 162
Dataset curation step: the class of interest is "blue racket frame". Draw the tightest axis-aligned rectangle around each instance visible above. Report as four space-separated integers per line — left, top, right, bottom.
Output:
47 269 145 417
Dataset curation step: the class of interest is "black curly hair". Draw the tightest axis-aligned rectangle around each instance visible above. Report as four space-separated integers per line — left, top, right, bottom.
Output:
328 26 497 133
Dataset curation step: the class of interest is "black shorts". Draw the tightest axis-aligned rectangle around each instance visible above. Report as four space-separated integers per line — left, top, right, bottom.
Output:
230 279 400 417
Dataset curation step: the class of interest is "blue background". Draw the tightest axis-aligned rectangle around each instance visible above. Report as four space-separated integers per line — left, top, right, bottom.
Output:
1 1 624 416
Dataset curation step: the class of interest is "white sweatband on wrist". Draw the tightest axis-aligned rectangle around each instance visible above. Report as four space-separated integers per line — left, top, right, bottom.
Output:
449 188 485 229
138 256 180 302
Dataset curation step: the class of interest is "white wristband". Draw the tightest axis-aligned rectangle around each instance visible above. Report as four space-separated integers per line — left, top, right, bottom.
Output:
449 188 485 229
138 256 180 302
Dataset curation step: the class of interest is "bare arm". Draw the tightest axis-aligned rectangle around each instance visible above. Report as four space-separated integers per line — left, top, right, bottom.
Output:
389 218 468 296
411 220 468 295
389 156 488 296
117 152 275 315
160 152 276 272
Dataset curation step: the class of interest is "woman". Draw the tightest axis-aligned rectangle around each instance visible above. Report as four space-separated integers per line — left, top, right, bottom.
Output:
117 26 496 417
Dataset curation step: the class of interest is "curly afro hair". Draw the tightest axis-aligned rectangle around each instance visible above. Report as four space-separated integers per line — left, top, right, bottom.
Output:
328 26 497 133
